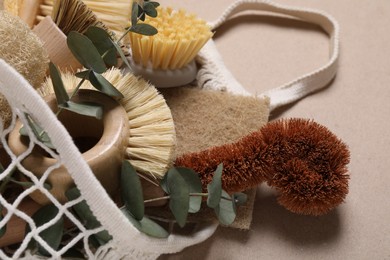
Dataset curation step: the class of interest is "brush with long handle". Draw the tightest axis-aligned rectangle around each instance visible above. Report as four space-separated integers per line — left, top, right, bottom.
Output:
176 118 350 216
38 68 176 180
128 6 213 88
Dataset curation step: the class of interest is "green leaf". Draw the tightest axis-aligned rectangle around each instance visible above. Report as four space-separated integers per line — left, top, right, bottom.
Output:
49 62 69 105
214 190 236 226
121 161 144 221
24 115 55 149
88 71 124 98
207 163 223 209
130 23 158 36
166 168 190 227
143 2 158 18
27 204 64 256
137 5 146 21
0 205 6 238
67 31 107 73
148 1 160 8
160 173 168 194
233 192 247 205
59 101 103 120
174 167 202 213
121 208 168 238
84 26 117 67
112 40 132 71
131 2 139 26
65 188 112 244
10 178 52 190
75 70 91 79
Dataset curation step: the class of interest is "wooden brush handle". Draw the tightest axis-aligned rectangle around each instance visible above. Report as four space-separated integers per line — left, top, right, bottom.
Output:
33 16 82 72
19 0 42 28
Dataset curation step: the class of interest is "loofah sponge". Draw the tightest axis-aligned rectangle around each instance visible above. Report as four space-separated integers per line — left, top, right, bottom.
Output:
176 119 350 216
129 7 213 70
0 11 48 88
0 11 48 127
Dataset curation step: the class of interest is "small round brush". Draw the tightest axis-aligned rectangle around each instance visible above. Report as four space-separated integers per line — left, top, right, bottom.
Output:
38 68 176 179
176 119 350 216
128 6 213 88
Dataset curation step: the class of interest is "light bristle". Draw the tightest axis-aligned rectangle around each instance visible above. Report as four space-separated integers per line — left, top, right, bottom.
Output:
129 7 213 70
3 0 21 16
37 0 131 38
38 69 176 178
51 0 111 35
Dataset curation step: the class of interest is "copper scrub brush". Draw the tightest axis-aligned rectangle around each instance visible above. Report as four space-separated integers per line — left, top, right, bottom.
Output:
176 118 350 216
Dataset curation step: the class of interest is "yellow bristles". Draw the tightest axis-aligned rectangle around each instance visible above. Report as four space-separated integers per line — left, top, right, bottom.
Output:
36 0 132 38
38 69 176 178
129 7 213 70
3 0 22 16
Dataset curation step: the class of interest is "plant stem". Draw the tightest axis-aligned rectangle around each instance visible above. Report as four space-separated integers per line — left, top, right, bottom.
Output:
144 195 170 204
189 192 208 197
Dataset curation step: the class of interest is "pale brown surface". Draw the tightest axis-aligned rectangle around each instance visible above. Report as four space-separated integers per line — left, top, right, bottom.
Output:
158 0 390 259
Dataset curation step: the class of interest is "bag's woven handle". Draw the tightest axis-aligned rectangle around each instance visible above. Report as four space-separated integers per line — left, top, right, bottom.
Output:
198 0 339 111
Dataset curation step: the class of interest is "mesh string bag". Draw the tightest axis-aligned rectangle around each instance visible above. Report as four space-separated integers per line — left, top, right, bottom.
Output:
0 59 217 259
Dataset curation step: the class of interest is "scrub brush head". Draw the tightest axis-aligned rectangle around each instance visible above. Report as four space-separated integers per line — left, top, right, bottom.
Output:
51 0 111 35
176 119 350 216
38 69 176 179
129 7 213 70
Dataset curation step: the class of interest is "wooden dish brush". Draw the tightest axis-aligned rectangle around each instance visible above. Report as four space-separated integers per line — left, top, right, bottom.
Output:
176 118 350 216
38 68 176 179
128 6 213 88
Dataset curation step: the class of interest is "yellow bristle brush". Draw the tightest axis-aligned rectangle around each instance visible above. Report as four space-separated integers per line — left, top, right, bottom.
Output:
128 6 213 88
37 68 176 180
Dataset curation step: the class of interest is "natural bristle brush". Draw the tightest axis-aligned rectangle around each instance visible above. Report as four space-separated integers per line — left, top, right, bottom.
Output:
38 68 176 179
176 119 350 216
128 6 213 88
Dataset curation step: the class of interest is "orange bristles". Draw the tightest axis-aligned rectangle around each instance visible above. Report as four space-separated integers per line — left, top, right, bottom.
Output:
176 119 350 216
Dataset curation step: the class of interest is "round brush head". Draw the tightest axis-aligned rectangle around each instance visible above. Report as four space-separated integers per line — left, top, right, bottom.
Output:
176 118 350 216
128 7 213 88
38 69 176 179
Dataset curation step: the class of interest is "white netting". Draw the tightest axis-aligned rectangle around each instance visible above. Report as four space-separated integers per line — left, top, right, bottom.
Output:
0 59 217 259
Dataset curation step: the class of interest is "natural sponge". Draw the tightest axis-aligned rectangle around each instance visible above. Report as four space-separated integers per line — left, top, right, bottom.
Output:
0 11 48 127
0 11 48 88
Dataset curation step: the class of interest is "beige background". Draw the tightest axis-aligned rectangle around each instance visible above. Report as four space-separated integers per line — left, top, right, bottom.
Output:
159 0 390 259
1 0 389 259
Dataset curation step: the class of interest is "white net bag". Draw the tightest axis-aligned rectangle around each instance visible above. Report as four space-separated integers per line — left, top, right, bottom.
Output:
0 59 217 259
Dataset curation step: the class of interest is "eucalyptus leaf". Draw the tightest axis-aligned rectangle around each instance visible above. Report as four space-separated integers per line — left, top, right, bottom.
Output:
67 31 107 73
85 26 117 67
214 190 236 226
59 101 103 120
137 5 146 21
24 115 55 149
112 40 132 71
0 205 6 238
148 1 160 8
49 62 69 105
121 208 168 238
143 2 158 17
233 192 248 205
130 23 158 36
160 173 168 194
174 167 202 213
207 163 223 209
166 168 189 227
27 204 64 256
121 161 144 221
131 2 139 26
88 71 124 98
75 70 91 79
65 188 112 244
10 178 52 190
